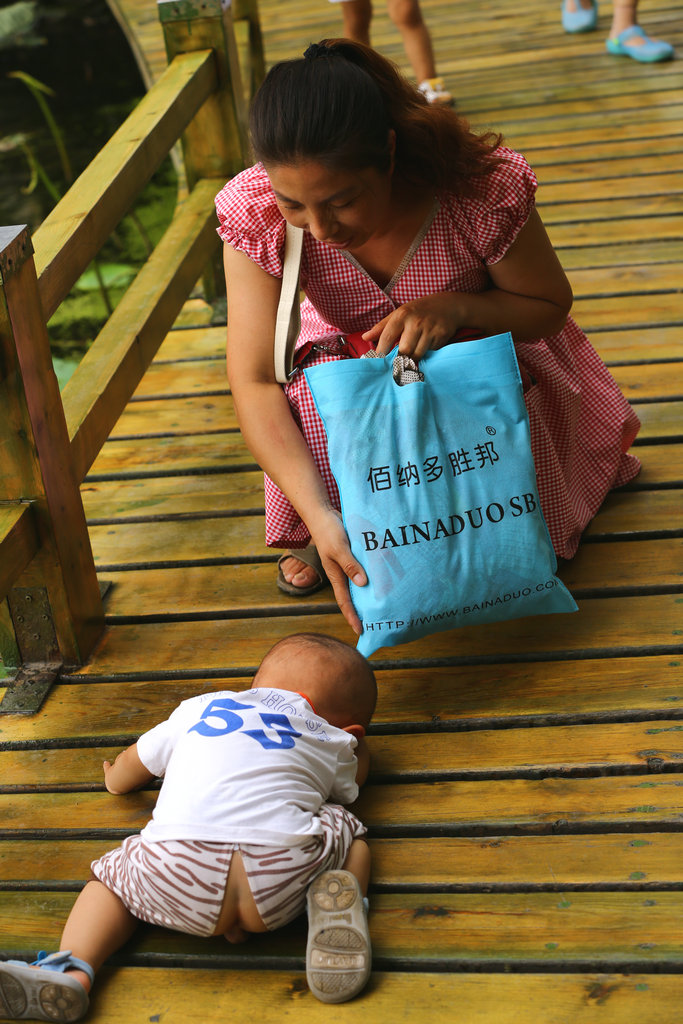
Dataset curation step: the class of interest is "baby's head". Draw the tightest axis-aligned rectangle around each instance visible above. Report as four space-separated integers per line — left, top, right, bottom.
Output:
253 633 377 733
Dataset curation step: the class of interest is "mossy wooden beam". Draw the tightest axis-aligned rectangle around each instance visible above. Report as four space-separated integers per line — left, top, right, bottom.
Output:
0 228 103 664
0 505 38 605
62 180 221 482
159 0 249 186
33 49 217 321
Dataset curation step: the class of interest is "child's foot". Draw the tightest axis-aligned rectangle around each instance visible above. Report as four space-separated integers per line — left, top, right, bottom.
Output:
562 0 598 33
417 77 454 106
606 25 674 62
306 870 371 1003
0 952 92 1022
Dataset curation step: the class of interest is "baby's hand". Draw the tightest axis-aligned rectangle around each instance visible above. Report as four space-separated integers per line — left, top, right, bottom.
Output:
103 759 120 795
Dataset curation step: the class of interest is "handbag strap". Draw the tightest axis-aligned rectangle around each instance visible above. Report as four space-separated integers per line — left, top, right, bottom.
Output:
274 222 304 383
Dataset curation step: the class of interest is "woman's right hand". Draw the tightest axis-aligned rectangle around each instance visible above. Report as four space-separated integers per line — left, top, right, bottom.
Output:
310 508 367 635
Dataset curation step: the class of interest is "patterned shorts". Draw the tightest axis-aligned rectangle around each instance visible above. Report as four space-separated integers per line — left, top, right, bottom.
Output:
91 803 366 935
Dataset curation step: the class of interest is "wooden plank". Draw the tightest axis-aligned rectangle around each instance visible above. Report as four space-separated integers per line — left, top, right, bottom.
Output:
59 594 683 678
92 537 682 620
583 490 681 539
34 50 217 320
82 471 265 520
85 437 680 487
153 325 226 362
0 504 38 601
129 358 227 398
569 296 683 334
39 969 683 1024
3 721 683 788
0 654 679 742
2 888 683 964
632 403 682 442
124 354 681 406
590 327 683 365
565 264 683 298
88 430 250 479
3 833 681 887
540 173 683 204
559 242 683 272
109 394 239 437
548 216 683 249
82 477 679 531
63 180 222 483
86 488 680 568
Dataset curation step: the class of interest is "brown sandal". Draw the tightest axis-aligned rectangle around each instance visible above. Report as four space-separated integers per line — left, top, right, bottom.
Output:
276 545 328 596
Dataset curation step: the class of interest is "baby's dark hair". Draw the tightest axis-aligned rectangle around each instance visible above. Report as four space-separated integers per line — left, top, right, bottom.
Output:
254 632 377 730
249 39 502 196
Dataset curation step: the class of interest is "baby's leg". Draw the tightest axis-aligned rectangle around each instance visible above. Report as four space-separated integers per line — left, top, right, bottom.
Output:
0 882 137 1023
60 880 139 988
342 838 371 895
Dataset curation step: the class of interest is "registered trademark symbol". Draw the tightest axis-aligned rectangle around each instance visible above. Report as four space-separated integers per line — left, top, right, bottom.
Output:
486 426 496 435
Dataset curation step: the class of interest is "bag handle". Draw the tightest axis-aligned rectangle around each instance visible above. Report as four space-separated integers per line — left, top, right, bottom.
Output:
274 222 304 384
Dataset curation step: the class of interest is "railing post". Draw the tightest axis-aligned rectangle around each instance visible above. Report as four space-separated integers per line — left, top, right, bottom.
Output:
0 226 104 671
158 0 250 186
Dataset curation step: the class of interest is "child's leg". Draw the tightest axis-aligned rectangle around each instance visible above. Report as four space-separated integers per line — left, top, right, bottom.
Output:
59 880 139 989
342 838 371 895
0 882 137 1023
338 0 373 46
386 0 436 82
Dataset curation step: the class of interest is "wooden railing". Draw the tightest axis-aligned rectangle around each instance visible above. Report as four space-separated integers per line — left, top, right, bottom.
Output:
0 0 263 700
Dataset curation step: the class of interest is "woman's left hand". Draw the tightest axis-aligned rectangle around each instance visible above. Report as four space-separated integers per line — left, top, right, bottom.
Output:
362 293 463 360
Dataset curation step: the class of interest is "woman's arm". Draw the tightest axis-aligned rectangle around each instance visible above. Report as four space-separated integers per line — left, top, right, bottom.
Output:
103 743 155 795
224 244 366 631
365 208 574 359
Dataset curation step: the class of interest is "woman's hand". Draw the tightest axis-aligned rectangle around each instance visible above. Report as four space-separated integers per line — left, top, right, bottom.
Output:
309 508 367 635
362 292 464 360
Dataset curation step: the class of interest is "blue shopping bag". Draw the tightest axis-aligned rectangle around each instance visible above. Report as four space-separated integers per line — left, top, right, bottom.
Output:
305 332 577 656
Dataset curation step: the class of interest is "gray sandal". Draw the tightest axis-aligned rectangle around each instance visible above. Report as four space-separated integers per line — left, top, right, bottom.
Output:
306 870 371 1003
277 545 328 597
0 950 93 1022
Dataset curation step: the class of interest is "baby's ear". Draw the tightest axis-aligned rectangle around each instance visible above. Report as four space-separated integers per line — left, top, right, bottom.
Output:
343 724 365 740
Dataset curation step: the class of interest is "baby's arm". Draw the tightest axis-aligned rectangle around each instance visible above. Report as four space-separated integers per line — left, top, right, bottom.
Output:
103 743 156 795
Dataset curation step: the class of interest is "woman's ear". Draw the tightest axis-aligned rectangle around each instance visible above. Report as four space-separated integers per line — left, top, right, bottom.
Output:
343 723 366 740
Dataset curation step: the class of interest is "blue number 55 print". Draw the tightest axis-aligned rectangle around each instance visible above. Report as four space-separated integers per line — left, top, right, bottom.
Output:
188 698 302 750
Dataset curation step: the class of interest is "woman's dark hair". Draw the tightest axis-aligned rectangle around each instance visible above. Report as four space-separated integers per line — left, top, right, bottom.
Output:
249 39 502 195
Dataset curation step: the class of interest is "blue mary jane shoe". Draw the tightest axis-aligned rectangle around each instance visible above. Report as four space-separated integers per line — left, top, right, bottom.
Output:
606 25 674 63
562 0 598 33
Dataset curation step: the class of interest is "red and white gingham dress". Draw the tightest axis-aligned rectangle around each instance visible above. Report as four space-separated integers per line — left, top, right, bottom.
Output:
215 149 640 559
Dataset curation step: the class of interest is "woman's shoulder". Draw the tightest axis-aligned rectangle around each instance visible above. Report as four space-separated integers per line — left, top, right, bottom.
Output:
439 147 539 263
441 147 538 212
215 162 284 233
215 162 286 273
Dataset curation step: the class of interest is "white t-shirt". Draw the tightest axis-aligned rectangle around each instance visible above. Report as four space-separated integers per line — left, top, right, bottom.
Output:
137 688 359 846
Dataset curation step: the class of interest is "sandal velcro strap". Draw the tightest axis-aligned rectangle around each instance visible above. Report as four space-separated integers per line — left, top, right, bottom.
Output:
33 950 95 986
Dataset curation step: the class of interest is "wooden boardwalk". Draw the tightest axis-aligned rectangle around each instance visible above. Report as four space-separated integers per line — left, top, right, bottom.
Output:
2 0 683 1020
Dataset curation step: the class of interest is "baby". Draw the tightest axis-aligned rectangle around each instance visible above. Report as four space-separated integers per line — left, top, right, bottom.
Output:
0 633 377 1020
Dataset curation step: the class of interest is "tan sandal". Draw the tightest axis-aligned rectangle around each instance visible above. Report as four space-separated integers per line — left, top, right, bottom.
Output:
276 545 327 596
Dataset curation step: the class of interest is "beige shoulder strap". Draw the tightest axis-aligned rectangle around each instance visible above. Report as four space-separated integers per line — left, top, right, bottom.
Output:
274 222 304 384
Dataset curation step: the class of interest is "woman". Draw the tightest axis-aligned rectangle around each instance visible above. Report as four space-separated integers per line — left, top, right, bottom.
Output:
215 40 640 635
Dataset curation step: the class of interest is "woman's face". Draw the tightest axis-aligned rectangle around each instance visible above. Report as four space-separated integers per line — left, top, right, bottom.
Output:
266 159 394 252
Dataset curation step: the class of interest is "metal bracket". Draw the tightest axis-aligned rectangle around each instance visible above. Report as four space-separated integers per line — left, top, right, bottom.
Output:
0 662 61 715
1 586 61 714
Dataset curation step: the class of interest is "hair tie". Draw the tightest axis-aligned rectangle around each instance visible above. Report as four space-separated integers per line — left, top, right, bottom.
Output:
303 42 336 61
